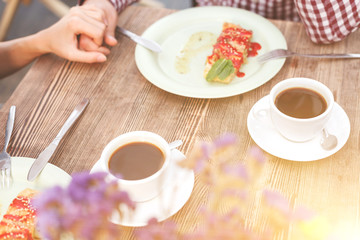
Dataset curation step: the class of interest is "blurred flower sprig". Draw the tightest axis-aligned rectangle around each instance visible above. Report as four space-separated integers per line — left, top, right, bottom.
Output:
32 172 135 240
136 133 325 240
33 133 330 240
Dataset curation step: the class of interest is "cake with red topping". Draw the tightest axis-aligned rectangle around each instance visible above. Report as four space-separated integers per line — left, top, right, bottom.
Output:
0 189 38 240
204 22 261 83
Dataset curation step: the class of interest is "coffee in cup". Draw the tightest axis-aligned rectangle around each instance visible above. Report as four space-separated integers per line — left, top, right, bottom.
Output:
274 87 327 119
100 131 174 202
254 77 334 142
108 141 165 181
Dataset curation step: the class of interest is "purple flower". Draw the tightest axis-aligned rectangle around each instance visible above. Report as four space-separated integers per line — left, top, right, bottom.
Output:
32 132 318 240
213 133 238 149
67 171 108 201
292 205 315 221
223 164 249 181
192 142 212 173
32 185 64 206
222 188 248 200
35 209 62 239
263 189 290 215
248 146 266 164
34 171 135 240
200 142 212 159
135 218 178 240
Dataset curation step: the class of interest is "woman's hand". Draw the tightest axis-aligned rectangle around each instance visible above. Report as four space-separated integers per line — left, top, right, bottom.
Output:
0 4 117 78
37 5 112 63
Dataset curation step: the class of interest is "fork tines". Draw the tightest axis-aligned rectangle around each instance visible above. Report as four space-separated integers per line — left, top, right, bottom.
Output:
0 167 11 189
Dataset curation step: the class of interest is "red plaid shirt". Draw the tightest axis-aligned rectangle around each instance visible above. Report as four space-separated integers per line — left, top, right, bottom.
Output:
78 0 136 12
195 0 360 44
81 0 360 44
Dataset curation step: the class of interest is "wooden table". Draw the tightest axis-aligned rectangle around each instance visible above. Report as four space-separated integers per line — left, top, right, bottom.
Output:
1 5 360 239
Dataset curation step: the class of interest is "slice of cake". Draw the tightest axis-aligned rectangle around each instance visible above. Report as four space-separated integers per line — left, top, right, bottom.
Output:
204 22 256 84
0 188 38 240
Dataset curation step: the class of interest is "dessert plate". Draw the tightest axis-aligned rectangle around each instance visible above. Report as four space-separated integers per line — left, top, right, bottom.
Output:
90 149 195 227
0 157 71 220
247 95 350 161
135 6 287 98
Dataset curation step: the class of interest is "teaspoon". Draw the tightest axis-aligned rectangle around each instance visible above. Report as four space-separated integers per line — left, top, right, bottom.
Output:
320 129 338 151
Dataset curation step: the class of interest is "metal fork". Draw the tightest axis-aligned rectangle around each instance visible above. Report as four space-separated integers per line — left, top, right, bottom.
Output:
257 49 360 64
0 106 16 188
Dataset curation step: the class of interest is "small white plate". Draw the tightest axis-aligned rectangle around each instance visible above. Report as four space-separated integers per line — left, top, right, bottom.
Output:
90 149 195 227
0 157 71 220
135 6 287 98
247 95 351 161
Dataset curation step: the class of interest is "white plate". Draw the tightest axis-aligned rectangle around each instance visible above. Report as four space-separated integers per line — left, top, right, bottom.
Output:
135 6 287 98
247 95 351 161
90 149 195 227
0 157 71 220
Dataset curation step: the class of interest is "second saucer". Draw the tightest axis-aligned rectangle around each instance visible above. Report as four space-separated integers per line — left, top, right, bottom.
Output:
247 95 350 161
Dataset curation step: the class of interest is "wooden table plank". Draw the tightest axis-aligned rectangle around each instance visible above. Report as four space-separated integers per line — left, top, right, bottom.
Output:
1 5 360 239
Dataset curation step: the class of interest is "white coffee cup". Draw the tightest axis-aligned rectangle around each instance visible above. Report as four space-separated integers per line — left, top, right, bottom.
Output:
100 131 176 202
254 77 334 142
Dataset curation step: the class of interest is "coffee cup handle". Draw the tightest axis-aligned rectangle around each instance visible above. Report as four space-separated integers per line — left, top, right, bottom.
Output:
252 104 274 129
171 149 186 163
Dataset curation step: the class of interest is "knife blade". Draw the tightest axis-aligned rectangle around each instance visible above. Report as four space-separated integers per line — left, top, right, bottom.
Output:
116 26 162 53
27 98 89 181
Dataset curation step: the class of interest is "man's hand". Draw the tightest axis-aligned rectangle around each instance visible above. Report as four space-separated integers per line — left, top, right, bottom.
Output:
78 0 118 52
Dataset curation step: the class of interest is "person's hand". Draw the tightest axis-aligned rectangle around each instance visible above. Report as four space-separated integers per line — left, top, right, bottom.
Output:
37 5 110 63
78 0 118 52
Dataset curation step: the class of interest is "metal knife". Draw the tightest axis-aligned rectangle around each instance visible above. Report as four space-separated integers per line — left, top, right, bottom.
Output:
27 98 89 181
116 26 162 53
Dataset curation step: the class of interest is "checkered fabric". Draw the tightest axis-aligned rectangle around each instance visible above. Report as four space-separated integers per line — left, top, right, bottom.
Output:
107 0 137 12
195 0 360 44
295 0 360 43
196 0 301 21
79 0 359 44
78 0 136 12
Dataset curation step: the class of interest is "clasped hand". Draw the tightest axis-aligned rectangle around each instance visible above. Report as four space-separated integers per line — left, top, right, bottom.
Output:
39 1 118 63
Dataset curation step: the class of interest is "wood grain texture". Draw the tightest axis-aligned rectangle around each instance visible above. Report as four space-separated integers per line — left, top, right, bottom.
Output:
0 6 359 239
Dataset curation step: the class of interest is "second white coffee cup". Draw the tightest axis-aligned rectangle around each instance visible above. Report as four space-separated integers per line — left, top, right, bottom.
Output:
255 77 334 142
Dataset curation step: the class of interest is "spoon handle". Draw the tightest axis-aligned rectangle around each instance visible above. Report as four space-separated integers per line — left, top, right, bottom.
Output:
320 128 338 151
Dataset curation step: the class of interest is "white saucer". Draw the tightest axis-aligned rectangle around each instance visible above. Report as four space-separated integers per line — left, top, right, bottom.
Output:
90 149 195 227
0 157 71 221
247 95 350 161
